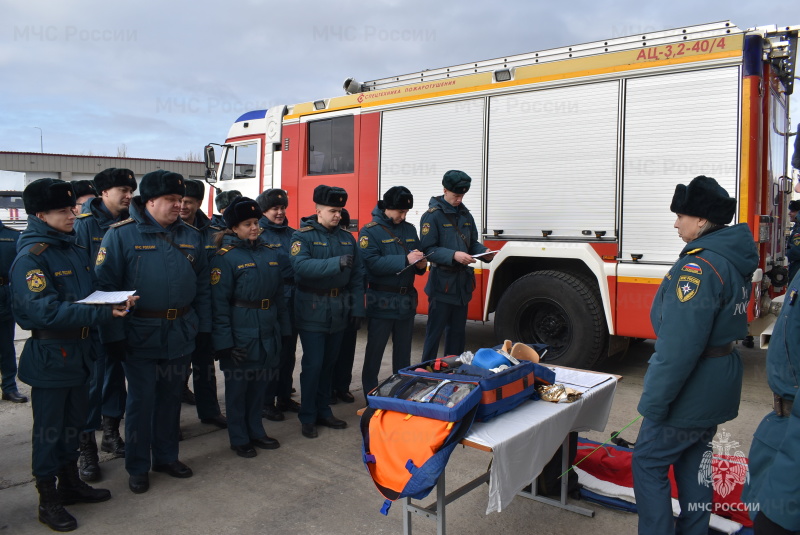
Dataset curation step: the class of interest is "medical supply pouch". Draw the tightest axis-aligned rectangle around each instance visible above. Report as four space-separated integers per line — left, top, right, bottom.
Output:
366 373 482 421
360 403 478 515
400 343 556 422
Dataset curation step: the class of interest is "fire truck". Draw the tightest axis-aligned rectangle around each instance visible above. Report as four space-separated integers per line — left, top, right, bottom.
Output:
203 21 799 369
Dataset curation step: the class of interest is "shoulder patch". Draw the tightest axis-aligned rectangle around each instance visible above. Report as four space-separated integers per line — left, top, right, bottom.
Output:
216 245 236 256
30 243 49 256
210 267 221 285
676 275 700 302
298 226 313 233
95 247 107 266
421 222 431 236
76 213 92 219
25 269 46 292
291 240 302 256
364 221 378 228
110 218 134 228
685 247 704 255
359 235 369 248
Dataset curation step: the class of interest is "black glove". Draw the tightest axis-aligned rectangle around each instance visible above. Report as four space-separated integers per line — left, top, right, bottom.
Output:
195 332 212 357
215 347 247 366
339 254 354 271
350 316 363 331
214 347 232 361
104 340 127 362
230 347 247 366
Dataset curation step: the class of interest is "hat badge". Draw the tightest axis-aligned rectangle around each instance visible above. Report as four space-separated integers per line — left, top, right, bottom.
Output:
67 191 72 196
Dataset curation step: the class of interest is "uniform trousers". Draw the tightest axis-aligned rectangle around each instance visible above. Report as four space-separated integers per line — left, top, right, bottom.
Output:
190 345 222 419
421 299 468 360
361 316 414 395
122 354 190 475
0 319 17 393
86 340 127 431
265 331 298 405
297 330 344 424
632 418 717 535
224 367 269 446
31 385 88 477
332 325 358 394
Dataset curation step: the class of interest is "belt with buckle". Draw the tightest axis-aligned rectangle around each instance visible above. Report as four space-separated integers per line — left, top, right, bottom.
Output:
232 298 271 310
31 327 90 340
368 282 413 295
297 284 342 297
700 342 735 358
773 393 794 417
134 306 190 320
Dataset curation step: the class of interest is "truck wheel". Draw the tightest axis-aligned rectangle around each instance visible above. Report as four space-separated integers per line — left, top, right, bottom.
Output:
494 270 608 369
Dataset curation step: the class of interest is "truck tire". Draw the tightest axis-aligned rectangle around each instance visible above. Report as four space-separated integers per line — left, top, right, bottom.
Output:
494 270 608 369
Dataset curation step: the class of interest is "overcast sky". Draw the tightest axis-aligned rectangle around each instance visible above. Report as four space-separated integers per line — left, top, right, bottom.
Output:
0 0 797 163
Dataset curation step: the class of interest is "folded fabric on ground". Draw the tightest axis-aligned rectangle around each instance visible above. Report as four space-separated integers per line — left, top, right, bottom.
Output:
574 438 752 535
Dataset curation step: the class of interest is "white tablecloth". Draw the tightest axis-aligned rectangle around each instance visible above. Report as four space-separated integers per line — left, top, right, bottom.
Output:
464 369 618 514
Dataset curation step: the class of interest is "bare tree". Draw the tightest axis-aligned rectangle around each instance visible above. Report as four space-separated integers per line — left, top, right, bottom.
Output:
117 144 128 158
175 151 203 162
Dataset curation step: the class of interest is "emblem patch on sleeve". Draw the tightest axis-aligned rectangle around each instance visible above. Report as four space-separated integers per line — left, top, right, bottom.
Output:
26 269 46 292
676 275 700 302
210 268 221 285
95 247 107 266
359 236 368 249
291 241 301 256
421 222 430 236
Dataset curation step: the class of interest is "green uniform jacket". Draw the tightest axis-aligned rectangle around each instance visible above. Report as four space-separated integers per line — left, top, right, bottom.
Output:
95 197 212 360
11 216 114 388
638 223 758 428
73 197 128 279
290 215 365 333
419 196 488 306
741 273 800 531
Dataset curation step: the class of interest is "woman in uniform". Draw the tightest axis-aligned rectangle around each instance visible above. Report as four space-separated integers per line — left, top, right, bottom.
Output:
11 178 134 531
632 175 759 534
210 196 291 458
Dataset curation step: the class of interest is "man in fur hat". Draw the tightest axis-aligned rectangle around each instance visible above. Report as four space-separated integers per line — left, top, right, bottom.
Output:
95 170 211 494
359 186 427 397
73 168 137 481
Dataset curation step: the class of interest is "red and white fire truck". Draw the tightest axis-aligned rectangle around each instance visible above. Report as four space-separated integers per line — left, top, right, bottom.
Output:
204 21 799 369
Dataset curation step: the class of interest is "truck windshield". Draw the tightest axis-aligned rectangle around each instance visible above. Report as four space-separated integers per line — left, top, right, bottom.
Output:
220 142 258 181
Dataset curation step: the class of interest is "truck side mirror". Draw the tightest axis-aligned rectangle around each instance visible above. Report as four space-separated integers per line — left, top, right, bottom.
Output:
204 145 217 184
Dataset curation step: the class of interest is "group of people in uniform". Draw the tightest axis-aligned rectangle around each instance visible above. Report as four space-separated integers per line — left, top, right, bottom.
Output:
1 167 494 531
4 168 797 534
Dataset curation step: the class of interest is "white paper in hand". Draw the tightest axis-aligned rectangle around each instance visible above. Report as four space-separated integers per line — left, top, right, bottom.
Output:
76 290 136 305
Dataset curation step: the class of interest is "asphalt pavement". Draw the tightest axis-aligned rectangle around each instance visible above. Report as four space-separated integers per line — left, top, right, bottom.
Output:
0 320 773 534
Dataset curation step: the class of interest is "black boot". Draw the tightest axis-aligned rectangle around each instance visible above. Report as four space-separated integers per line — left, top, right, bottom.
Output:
78 432 100 482
100 415 125 457
57 462 111 505
36 476 77 532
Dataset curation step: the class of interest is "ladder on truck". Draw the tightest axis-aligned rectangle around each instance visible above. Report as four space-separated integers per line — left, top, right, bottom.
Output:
362 21 798 95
